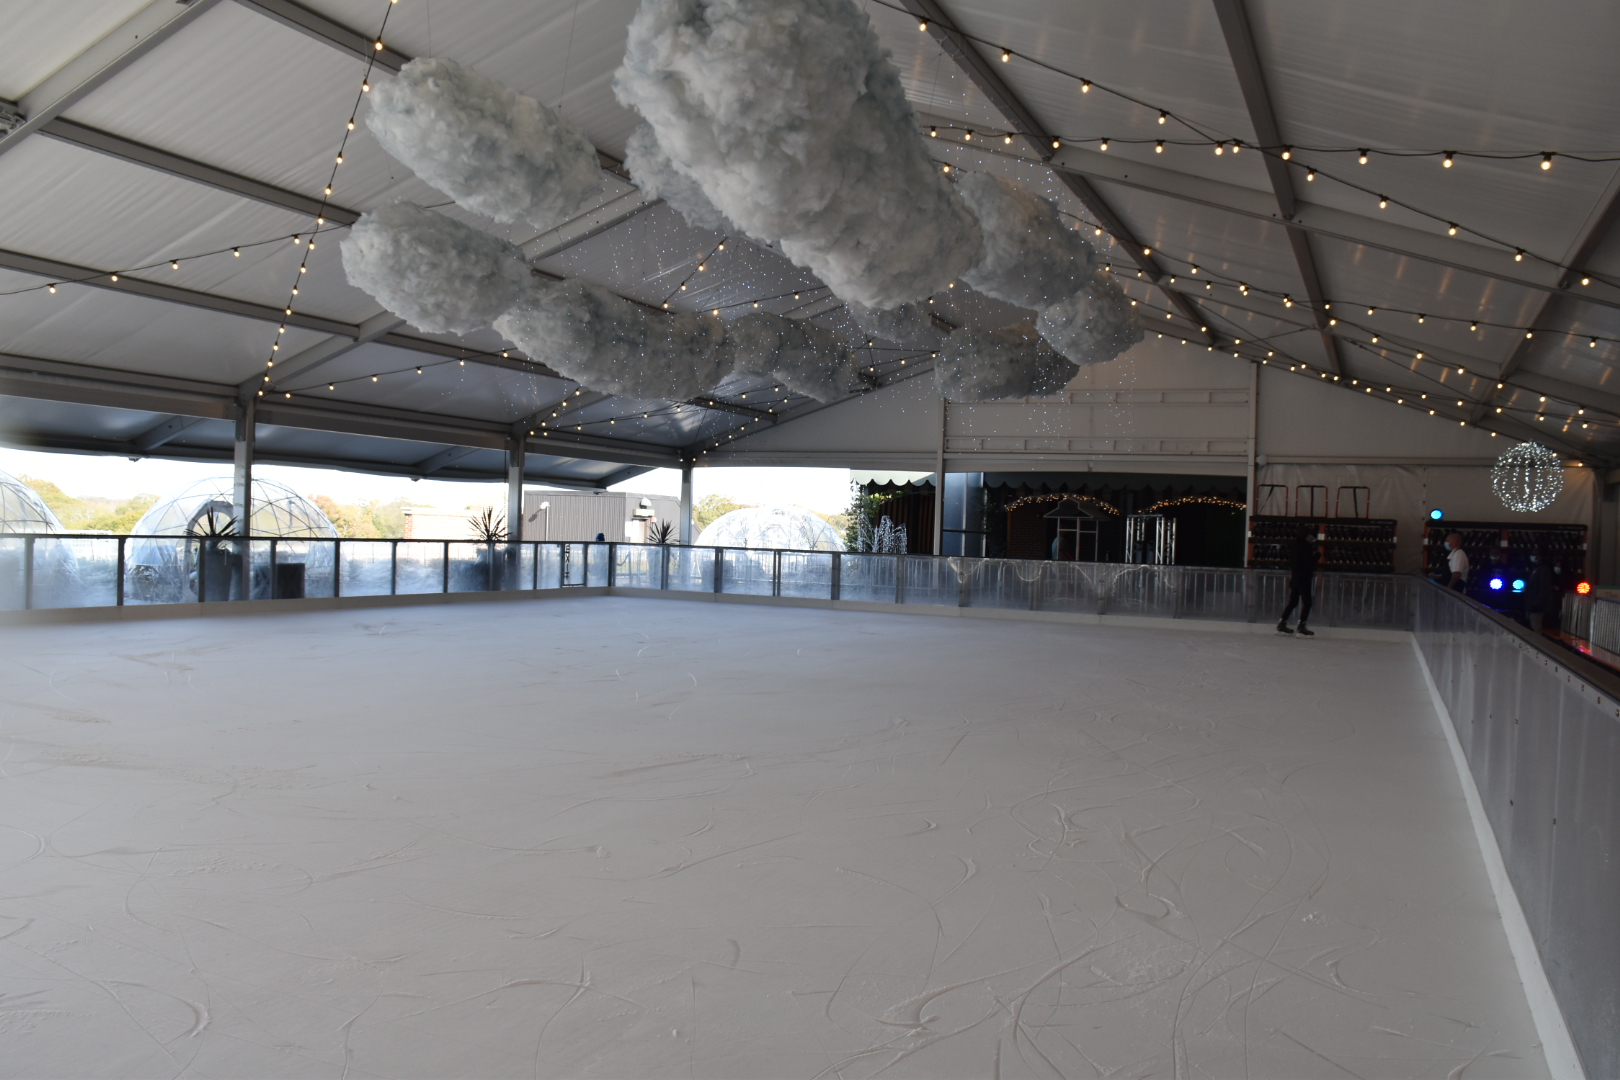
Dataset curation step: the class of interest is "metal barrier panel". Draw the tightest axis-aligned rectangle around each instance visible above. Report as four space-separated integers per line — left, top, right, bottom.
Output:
838 553 898 603
780 552 834 599
1033 561 1100 614
666 546 714 592
395 542 446 595
903 556 955 606
1177 566 1248 622
337 541 395 596
37 537 120 608
0 537 23 608
615 544 657 589
1102 564 1176 618
1416 585 1620 1078
586 543 610 585
721 549 774 596
967 559 1040 610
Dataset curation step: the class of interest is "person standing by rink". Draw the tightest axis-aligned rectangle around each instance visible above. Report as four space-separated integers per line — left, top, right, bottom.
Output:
1277 524 1318 636
1443 532 1470 592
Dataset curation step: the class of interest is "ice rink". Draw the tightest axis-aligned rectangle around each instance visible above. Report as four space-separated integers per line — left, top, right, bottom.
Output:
0 598 1545 1078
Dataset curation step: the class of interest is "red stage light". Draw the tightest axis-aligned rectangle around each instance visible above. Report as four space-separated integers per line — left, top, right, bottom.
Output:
1576 581 1593 595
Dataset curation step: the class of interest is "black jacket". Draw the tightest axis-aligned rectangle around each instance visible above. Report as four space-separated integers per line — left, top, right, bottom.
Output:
1288 536 1319 580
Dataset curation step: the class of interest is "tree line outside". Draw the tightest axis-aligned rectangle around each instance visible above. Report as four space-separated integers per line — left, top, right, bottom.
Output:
22 477 847 541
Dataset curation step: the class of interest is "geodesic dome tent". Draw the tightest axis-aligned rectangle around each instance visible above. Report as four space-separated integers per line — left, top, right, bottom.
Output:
127 477 338 602
0 469 65 534
696 506 844 552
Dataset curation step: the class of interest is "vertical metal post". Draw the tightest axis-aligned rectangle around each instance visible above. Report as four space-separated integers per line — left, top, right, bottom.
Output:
1245 360 1259 566
560 544 566 588
333 539 342 597
679 460 694 545
583 543 590 587
269 538 278 598
608 542 617 587
23 536 35 610
714 547 724 593
442 540 450 593
933 397 947 555
1029 563 1042 611
895 554 905 605
233 396 255 598
116 536 126 606
196 538 206 604
390 539 398 595
773 549 782 597
531 542 539 591
506 436 526 541
958 558 970 608
661 543 670 589
831 552 841 601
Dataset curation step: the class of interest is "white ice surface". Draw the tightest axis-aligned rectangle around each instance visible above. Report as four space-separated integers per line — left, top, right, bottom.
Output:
0 599 1546 1078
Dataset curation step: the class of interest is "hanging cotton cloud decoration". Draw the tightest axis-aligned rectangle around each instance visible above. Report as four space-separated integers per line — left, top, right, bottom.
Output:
957 174 1099 311
366 57 602 230
934 324 1079 402
614 0 984 310
339 202 532 334
623 123 735 233
1037 270 1145 367
1492 442 1564 512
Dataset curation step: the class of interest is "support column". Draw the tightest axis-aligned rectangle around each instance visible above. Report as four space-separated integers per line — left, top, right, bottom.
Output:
679 460 694 545
233 396 255 597
1245 361 1259 565
932 397 947 555
506 436 526 540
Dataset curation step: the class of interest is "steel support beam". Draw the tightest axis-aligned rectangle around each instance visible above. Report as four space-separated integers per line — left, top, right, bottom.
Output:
901 0 1211 339
1212 0 1343 374
230 0 409 70
39 118 361 225
233 396 256 591
245 311 405 394
133 414 204 453
414 445 480 476
506 437 526 538
0 0 225 160
679 461 694 544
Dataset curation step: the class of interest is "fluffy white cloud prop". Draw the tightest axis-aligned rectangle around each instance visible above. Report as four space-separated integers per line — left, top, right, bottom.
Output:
846 300 934 344
367 57 602 230
1037 271 1145 367
614 0 983 310
934 324 1079 402
623 123 733 232
958 173 1098 311
721 314 868 401
496 281 731 401
340 202 532 334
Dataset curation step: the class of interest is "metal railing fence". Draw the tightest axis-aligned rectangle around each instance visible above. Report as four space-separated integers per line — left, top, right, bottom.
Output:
0 534 1414 627
1415 582 1620 1079
1560 591 1620 657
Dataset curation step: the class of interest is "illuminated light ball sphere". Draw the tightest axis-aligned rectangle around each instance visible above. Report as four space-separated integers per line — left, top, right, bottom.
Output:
1491 442 1564 513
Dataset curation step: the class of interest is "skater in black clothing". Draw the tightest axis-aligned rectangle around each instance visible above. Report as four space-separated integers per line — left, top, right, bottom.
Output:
1278 524 1318 636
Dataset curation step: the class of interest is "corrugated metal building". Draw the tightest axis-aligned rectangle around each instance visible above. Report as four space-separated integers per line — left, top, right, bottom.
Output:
520 490 682 542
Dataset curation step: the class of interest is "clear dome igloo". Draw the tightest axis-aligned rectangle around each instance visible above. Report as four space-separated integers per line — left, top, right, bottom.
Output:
696 505 844 552
127 476 337 602
0 468 65 533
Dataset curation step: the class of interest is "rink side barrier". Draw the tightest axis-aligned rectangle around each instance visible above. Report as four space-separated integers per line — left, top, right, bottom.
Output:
5 537 1612 1071
1413 580 1619 1079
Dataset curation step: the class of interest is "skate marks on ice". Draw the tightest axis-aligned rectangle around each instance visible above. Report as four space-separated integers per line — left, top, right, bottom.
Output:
0 600 1543 1077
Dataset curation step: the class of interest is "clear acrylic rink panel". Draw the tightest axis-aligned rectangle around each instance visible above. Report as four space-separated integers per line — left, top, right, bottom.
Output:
0 599 1545 1078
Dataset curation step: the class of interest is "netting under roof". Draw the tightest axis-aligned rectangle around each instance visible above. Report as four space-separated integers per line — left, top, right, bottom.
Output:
131 476 338 538
696 506 845 552
0 469 65 534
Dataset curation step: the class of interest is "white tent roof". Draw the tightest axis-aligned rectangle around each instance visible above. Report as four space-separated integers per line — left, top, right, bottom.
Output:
1 0 1616 482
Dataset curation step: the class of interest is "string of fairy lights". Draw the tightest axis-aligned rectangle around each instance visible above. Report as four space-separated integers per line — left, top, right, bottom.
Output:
258 0 399 400
7 0 1611 461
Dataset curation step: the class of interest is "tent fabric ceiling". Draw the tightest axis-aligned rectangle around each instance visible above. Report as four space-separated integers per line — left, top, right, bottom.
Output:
0 0 1617 482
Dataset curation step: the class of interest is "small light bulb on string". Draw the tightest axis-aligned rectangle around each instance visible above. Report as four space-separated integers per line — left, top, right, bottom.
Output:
1541 153 1554 170
1004 134 1012 145
929 127 937 137
1306 168 1316 181
233 248 240 256
347 120 354 130
362 82 370 92
1283 295 1293 307
324 186 332 195
1099 139 1109 151
1515 249 1525 261
1358 150 1369 164
1442 152 1454 168
1051 138 1061 149
1155 140 1164 153
1158 112 1167 125
1591 338 1599 348
1000 50 1011 62
1081 80 1091 93
963 130 972 141
110 274 118 282
1371 334 1379 343
941 163 951 173
1378 196 1388 209
918 19 928 30
1470 322 1478 331
1580 275 1591 286
48 284 56 293
335 154 343 164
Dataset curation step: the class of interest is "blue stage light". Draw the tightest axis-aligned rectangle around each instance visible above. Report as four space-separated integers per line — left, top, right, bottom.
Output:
1512 579 1526 593
1489 577 1505 591
1429 509 1444 520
